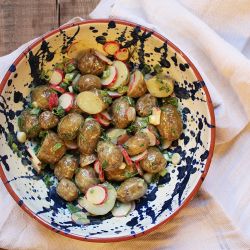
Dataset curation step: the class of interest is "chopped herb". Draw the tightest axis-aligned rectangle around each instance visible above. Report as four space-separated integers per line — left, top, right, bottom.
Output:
159 168 167 177
124 171 137 178
43 173 54 188
7 133 14 147
140 143 145 147
52 143 62 152
141 64 151 75
30 107 41 115
65 72 77 82
102 160 108 170
151 174 160 183
72 85 80 94
122 144 128 150
126 124 136 134
164 97 178 107
54 62 64 70
100 133 110 141
102 68 110 79
154 64 163 74
124 96 135 106
33 144 41 154
117 85 128 94
65 64 76 73
66 203 81 214
11 143 19 153
60 82 69 89
103 96 112 105
39 130 48 138
52 106 65 117
40 70 51 81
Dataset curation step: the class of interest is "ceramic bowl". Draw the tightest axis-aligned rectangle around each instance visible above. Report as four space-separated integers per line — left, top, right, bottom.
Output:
0 19 215 242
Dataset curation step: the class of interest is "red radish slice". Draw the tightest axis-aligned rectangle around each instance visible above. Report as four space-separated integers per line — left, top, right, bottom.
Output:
126 107 136 122
111 201 132 217
103 41 120 55
118 145 133 166
101 65 117 86
71 211 90 225
135 161 143 176
50 85 66 94
93 114 110 127
99 111 111 121
117 134 130 145
64 140 78 150
58 92 74 112
94 160 105 182
142 128 156 146
131 150 148 162
94 50 113 65
50 69 64 85
86 185 108 205
109 61 129 90
107 91 122 98
48 92 59 110
114 48 129 61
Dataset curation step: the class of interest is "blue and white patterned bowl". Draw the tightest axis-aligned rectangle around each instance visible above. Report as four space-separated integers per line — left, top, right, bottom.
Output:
0 19 215 242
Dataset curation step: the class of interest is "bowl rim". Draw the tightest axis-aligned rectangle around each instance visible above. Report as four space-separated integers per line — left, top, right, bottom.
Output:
0 18 215 243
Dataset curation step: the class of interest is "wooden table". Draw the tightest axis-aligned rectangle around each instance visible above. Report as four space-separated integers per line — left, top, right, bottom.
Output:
0 0 100 56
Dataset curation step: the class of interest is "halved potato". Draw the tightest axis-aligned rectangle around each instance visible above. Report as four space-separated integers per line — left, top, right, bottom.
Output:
127 70 147 98
146 75 174 97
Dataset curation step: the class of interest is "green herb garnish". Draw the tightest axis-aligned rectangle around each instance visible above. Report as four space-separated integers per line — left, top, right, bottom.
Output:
43 173 54 188
66 203 82 214
33 144 41 154
52 106 65 117
65 64 76 73
124 171 137 178
30 107 41 115
52 143 62 152
124 96 135 106
60 82 69 89
39 130 48 138
151 174 160 183
102 160 108 170
54 62 64 70
141 64 151 75
100 133 110 142
117 85 128 94
164 97 178 107
140 143 145 147
154 64 163 74
102 68 110 79
72 85 80 94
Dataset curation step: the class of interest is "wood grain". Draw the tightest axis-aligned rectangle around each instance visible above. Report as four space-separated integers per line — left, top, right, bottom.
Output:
59 0 100 24
0 0 100 56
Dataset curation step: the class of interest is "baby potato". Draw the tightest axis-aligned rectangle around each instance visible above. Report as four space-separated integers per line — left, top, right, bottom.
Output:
77 74 101 92
135 94 157 117
77 119 101 155
56 178 79 202
157 104 183 141
39 111 59 130
117 177 147 203
75 167 99 193
124 131 150 156
54 155 78 180
31 85 53 110
57 113 84 141
140 147 166 173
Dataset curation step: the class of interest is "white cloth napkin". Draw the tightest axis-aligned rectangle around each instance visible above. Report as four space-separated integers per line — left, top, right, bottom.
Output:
0 1 250 249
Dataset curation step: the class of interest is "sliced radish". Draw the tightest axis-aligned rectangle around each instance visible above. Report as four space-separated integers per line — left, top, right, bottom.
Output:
26 146 42 174
93 114 110 127
107 91 123 98
126 107 136 122
80 154 96 167
114 48 129 61
50 85 66 94
106 128 127 144
135 161 143 176
86 185 108 205
94 50 113 65
101 65 117 87
131 150 148 162
64 139 78 150
149 107 161 125
94 160 105 182
111 201 132 217
58 92 74 112
117 134 130 145
127 70 147 98
78 183 117 216
71 211 90 225
118 145 133 166
109 61 129 90
50 69 64 85
99 111 111 121
66 41 86 58
48 92 59 111
161 139 172 149
142 128 156 146
103 41 120 55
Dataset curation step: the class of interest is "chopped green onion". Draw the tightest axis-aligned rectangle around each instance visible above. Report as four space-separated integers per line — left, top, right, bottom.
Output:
60 82 69 89
102 160 108 170
65 72 76 82
39 131 48 138
164 97 178 107
52 143 62 152
52 106 65 117
66 203 81 214
72 85 80 94
117 85 128 94
30 107 41 115
54 62 64 70
65 64 76 73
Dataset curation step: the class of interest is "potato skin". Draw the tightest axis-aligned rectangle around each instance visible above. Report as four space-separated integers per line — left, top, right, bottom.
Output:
39 111 59 130
77 49 106 75
105 164 137 182
75 167 99 193
77 119 101 155
97 141 123 171
136 94 157 117
140 147 166 173
117 177 147 203
57 113 84 141
77 74 101 92
157 104 183 141
124 131 150 156
111 97 134 129
54 155 78 180
56 178 79 202
31 85 53 110
37 131 66 164
18 109 41 138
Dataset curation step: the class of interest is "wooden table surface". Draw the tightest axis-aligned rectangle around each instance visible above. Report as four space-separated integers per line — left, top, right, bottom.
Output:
0 0 100 56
